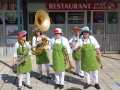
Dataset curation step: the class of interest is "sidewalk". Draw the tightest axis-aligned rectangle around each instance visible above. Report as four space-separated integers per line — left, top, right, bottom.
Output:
0 54 120 90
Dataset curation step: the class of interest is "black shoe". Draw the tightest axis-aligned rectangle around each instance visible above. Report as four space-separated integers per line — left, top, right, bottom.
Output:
26 85 33 89
17 86 22 90
54 84 59 89
38 76 42 80
59 85 64 89
84 83 91 89
79 75 84 78
74 72 79 75
95 84 100 89
47 76 52 79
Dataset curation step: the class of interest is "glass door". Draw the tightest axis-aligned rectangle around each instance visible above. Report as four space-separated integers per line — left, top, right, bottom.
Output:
105 11 119 53
91 11 119 53
92 11 105 53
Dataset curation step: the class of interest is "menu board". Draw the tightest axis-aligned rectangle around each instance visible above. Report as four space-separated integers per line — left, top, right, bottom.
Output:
68 12 84 24
49 12 65 24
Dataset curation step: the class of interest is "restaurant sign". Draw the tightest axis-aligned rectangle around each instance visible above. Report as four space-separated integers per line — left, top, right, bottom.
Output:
0 0 22 10
46 2 118 10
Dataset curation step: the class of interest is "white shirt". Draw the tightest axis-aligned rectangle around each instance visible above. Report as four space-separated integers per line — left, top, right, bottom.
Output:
50 36 71 54
69 34 80 43
32 36 51 50
78 36 100 49
13 41 31 57
32 36 42 48
69 34 82 50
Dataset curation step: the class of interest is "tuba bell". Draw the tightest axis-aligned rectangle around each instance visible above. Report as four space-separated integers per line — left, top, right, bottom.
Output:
28 10 50 55
35 10 50 31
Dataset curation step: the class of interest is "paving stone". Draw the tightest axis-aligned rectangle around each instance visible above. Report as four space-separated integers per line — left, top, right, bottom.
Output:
0 54 120 90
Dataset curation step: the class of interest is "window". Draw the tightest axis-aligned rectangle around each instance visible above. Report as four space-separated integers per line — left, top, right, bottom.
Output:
87 11 91 24
0 12 2 24
5 12 22 24
68 12 84 24
29 12 36 24
107 12 118 24
93 12 104 23
49 12 65 24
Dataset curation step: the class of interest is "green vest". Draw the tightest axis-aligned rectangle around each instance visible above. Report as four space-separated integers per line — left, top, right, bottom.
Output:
72 50 81 61
81 38 98 72
17 43 32 74
52 37 66 72
72 37 81 61
35 37 50 64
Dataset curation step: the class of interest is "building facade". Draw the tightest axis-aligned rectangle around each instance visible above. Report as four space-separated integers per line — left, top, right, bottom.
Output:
0 1 120 56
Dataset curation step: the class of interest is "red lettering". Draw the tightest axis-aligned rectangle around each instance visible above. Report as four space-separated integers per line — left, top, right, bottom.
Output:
14 0 22 10
6 0 10 10
94 12 104 18
0 0 3 10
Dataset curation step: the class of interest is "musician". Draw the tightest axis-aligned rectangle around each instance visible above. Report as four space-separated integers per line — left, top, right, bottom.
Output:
69 26 84 78
49 28 71 89
76 26 101 89
13 30 32 90
32 27 51 80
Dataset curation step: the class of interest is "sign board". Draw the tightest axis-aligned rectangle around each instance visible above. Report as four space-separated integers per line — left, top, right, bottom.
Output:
46 2 118 10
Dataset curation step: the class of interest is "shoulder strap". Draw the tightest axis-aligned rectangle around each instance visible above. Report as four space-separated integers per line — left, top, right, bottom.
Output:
54 37 62 44
82 38 91 44
61 37 62 44
89 38 92 43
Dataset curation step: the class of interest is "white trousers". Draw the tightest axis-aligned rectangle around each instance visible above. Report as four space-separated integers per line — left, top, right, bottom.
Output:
55 71 65 85
84 70 98 84
75 61 84 76
18 72 30 86
38 63 49 71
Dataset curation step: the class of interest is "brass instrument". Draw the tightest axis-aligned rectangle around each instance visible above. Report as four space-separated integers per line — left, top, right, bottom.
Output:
28 10 50 55
16 48 30 75
16 45 36 75
31 37 49 55
97 55 104 69
35 10 50 31
62 46 74 82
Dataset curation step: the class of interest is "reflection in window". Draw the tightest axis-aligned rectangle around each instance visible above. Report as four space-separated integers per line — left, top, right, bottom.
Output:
93 12 104 23
107 12 118 24
49 12 65 24
0 12 2 24
29 12 35 24
5 12 22 24
68 12 84 24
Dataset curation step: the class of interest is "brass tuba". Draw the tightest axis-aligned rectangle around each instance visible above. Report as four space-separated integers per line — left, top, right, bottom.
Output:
28 10 50 55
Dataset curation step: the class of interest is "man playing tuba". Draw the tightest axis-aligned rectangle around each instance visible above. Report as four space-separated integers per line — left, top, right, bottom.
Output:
32 27 52 80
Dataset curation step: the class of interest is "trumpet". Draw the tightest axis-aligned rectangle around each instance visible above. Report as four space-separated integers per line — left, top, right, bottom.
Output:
62 46 74 82
97 55 104 69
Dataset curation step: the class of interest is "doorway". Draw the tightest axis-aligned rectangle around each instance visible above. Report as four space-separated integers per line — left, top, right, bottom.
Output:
90 11 119 53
